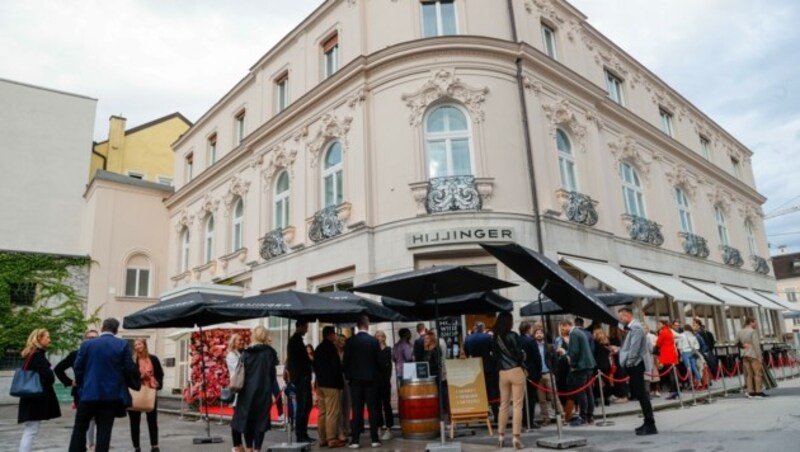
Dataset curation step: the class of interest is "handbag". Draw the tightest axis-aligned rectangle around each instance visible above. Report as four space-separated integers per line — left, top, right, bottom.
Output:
9 353 44 398
220 387 235 404
128 386 156 412
229 354 245 393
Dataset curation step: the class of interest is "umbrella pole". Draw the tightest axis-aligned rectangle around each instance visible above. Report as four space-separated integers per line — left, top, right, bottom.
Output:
193 325 223 444
433 287 447 446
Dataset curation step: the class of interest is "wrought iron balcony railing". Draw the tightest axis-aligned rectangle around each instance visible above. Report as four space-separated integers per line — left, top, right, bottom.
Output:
678 232 710 259
720 245 744 268
260 228 288 260
751 255 770 275
558 190 599 226
308 205 344 243
426 175 481 214
622 214 664 246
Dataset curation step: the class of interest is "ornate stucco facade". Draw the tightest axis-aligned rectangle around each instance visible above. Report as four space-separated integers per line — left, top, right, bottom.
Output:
155 0 780 390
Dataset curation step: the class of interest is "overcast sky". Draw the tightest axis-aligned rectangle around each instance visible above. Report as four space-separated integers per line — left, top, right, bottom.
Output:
1 0 798 254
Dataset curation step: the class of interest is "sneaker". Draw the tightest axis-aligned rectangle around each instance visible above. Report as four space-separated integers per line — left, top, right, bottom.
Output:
654 391 661 398
757 392 769 398
746 393 755 399
753 393 765 399
380 429 393 441
370 442 382 448
348 444 360 449
636 424 658 436
569 417 585 427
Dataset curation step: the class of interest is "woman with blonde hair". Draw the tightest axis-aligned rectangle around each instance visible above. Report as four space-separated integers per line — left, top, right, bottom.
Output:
17 328 61 452
374 330 394 441
231 326 275 452
127 338 164 452
226 333 246 452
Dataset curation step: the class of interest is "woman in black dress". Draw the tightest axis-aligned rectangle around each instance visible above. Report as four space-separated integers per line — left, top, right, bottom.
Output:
374 331 394 441
231 326 274 452
17 328 61 452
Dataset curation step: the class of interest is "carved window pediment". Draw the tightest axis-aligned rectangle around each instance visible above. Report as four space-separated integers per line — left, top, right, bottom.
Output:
175 208 194 232
401 69 489 126
706 186 733 216
223 176 251 213
542 98 587 152
307 114 352 167
665 165 698 199
609 135 652 181
262 143 298 188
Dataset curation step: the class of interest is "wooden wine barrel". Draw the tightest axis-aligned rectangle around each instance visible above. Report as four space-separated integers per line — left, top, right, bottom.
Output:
398 377 439 439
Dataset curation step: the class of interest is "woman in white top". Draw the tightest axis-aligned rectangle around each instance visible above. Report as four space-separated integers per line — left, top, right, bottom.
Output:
227 333 246 452
677 325 702 383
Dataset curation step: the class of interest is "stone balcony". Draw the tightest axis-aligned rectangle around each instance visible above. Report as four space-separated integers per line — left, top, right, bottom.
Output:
259 227 290 260
307 203 350 243
621 214 664 246
751 255 770 275
678 232 710 259
555 189 599 226
720 245 744 268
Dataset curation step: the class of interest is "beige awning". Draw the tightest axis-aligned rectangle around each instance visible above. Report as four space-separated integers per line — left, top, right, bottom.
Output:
753 291 800 313
625 270 719 305
560 258 662 298
681 280 756 308
725 286 786 311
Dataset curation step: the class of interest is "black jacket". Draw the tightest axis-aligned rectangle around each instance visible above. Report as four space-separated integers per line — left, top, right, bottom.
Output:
314 339 344 389
413 336 425 362
18 348 61 423
492 332 525 371
231 344 274 434
517 334 542 381
376 346 393 383
135 354 164 390
54 349 79 401
343 331 380 383
286 333 312 382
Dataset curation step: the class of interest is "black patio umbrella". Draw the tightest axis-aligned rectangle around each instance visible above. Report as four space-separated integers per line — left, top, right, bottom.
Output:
481 243 618 325
123 290 242 445
520 291 634 317
382 290 513 320
317 291 406 322
208 290 364 323
351 266 516 446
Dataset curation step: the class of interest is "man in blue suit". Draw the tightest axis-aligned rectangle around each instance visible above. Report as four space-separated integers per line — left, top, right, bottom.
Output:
68 318 139 452
343 315 382 448
464 321 499 421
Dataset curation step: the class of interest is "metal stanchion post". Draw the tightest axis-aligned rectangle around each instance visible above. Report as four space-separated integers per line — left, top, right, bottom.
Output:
217 399 225 425
719 363 728 397
524 383 534 432
704 371 713 403
672 365 685 409
595 370 613 427
780 355 787 380
688 369 697 406
735 358 744 394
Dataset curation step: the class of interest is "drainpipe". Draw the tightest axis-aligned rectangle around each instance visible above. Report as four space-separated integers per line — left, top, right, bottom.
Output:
92 142 107 176
507 0 544 253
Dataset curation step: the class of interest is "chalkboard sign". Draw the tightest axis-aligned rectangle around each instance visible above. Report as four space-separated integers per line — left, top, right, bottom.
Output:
415 362 430 379
438 316 463 359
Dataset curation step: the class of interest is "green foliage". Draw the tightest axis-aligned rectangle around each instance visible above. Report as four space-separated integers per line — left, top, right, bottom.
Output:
0 251 97 356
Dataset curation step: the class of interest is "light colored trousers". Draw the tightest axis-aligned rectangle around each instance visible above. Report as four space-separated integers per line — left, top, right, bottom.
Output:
19 421 40 452
498 367 525 436
537 374 563 422
317 386 342 444
743 356 764 394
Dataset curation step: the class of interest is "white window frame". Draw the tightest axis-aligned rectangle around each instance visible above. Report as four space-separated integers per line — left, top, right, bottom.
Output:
276 74 289 113
207 134 217 166
659 108 674 137
184 153 194 183
699 135 711 160
731 157 742 178
125 266 150 298
674 187 693 233
620 162 646 218
787 288 797 303
235 111 246 145
541 23 557 59
157 175 173 186
714 205 729 246
322 142 344 208
556 128 577 192
180 228 190 273
204 215 215 264
745 220 757 255
232 198 244 251
322 34 339 79
605 70 624 105
420 0 457 38
273 171 290 230
423 104 474 178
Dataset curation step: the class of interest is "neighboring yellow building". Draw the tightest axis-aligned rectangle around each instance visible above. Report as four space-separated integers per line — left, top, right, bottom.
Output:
90 113 191 185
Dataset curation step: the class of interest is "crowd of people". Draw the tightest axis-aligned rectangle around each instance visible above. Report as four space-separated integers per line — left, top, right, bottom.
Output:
13 310 773 450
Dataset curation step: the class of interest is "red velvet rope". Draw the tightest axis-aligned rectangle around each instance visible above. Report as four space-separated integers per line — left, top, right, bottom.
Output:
599 372 630 384
678 368 691 382
526 375 597 397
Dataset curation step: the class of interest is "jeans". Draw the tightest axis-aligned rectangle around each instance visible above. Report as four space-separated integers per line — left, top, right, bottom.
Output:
681 352 701 382
18 421 39 452
128 399 158 448
627 362 655 426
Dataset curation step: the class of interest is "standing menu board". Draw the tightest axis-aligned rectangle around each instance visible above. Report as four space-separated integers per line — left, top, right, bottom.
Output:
446 358 489 418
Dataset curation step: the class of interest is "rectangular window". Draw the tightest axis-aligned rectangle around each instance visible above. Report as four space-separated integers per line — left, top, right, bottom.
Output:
127 171 144 180
730 157 742 178
9 282 36 306
317 280 354 293
125 268 150 297
421 0 456 38
541 24 557 59
323 34 339 78
157 176 173 186
787 288 797 303
605 70 624 105
699 136 711 160
659 108 674 137
207 133 217 165
276 73 289 112
235 111 245 145
185 153 194 183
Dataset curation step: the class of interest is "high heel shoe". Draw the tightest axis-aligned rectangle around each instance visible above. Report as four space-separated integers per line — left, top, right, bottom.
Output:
513 436 525 450
497 435 505 448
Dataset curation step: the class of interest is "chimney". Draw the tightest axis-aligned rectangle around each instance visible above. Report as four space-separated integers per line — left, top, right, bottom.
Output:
107 115 127 173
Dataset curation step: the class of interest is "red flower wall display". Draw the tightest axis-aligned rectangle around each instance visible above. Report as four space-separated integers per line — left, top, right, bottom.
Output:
183 328 251 405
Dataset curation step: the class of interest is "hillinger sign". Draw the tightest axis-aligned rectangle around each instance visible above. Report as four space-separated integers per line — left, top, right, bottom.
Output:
406 226 515 249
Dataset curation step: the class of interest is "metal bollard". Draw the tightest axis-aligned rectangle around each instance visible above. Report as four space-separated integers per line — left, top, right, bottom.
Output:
735 358 744 394
672 365 685 409
524 382 534 432
688 369 697 406
719 363 728 397
595 370 614 426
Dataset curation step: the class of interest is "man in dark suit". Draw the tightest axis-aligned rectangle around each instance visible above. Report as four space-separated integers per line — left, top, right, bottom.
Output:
286 320 314 443
413 322 427 362
68 318 139 452
464 320 499 421
343 315 382 448
517 321 541 429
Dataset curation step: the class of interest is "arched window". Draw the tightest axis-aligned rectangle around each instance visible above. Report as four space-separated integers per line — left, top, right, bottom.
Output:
180 228 190 273
674 187 693 233
204 215 215 264
556 128 577 191
232 198 244 251
745 220 757 255
125 254 151 297
274 171 290 230
620 162 645 217
714 205 729 246
322 142 343 208
424 104 472 178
